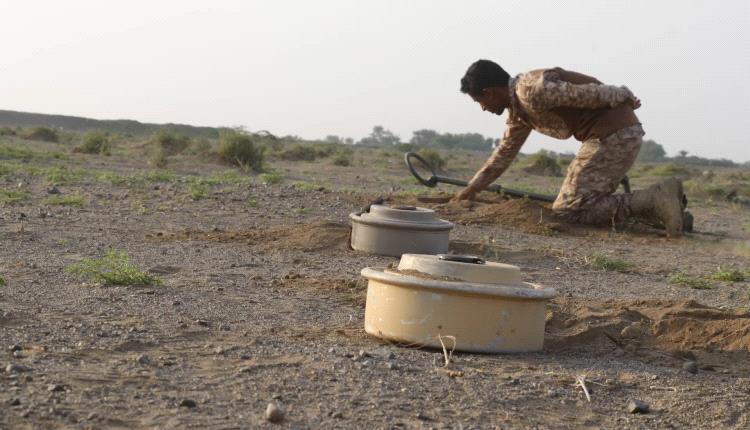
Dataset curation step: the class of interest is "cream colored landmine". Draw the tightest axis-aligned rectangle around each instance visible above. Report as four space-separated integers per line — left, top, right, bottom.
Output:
349 204 453 257
361 254 557 353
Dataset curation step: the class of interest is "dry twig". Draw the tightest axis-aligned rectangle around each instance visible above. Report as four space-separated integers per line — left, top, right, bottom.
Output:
575 374 592 402
437 334 456 367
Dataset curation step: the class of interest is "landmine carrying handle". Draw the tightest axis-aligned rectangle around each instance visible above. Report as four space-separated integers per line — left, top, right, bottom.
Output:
404 152 693 232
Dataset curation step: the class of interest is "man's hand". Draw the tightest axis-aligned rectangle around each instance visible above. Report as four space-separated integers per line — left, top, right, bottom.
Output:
629 96 642 110
450 187 477 202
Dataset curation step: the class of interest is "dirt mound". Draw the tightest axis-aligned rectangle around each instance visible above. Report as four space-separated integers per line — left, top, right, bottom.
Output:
435 198 567 235
149 221 351 252
547 298 750 353
385 195 569 235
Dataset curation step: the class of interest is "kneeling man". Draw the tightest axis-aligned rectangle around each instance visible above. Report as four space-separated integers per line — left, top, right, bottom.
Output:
453 59 683 237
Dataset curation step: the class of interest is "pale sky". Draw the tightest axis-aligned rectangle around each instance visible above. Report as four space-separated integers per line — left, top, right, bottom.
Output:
2 1 748 161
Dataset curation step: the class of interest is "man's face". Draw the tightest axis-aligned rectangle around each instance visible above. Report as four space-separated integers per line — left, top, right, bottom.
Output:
470 87 506 116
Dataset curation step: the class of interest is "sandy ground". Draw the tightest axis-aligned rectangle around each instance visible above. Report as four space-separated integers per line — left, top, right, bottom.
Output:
1 150 749 429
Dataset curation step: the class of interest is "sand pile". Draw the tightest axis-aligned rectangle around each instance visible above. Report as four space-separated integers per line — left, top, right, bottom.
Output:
547 297 750 352
150 221 351 252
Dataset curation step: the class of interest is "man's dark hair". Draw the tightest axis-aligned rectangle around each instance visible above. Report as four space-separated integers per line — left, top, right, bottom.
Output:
460 59 510 97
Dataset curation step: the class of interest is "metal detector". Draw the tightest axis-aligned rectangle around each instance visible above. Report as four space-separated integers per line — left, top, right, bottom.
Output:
404 151 693 232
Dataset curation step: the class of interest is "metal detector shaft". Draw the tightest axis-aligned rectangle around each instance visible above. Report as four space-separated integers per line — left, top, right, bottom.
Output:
405 151 630 203
405 152 556 203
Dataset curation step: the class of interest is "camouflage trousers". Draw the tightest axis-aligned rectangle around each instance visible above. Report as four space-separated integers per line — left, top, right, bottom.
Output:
552 125 644 225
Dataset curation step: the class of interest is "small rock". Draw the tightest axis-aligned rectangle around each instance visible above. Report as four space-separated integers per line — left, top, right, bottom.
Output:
47 187 61 195
8 398 21 406
172 301 181 306
620 323 644 339
47 384 66 392
214 347 224 355
219 324 231 331
386 362 399 370
87 412 98 420
13 351 23 358
331 411 343 419
193 319 209 327
5 364 29 373
265 402 284 422
8 344 22 352
627 399 650 414
136 354 150 365
179 399 197 408
682 361 698 374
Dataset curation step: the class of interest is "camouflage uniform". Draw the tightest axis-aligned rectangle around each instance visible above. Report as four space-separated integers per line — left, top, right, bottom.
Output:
467 68 643 224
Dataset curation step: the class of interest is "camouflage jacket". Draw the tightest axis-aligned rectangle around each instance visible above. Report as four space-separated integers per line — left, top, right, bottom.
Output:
468 68 637 192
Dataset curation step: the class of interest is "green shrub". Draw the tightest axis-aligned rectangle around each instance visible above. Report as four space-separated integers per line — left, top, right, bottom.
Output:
278 143 318 161
710 266 746 283
651 163 696 178
0 189 31 205
259 171 283 185
292 181 325 192
186 138 212 155
41 166 87 185
23 126 59 142
0 144 38 161
43 192 85 207
188 181 209 200
332 152 352 166
587 253 634 272
669 272 714 290
0 127 16 136
218 130 264 171
149 144 168 168
314 143 340 158
523 150 562 177
0 276 5 286
65 249 161 286
419 149 447 172
151 130 190 155
75 131 111 155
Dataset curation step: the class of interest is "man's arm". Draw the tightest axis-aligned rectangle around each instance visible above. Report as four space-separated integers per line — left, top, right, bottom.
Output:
530 71 638 110
452 119 532 201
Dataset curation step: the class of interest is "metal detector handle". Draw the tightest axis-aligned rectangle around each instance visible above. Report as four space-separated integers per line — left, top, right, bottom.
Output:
620 175 631 194
405 151 556 203
485 184 556 203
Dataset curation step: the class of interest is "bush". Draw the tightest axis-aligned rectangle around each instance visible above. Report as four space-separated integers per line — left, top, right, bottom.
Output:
278 143 318 161
186 138 212 155
710 266 746 282
651 163 696 178
65 249 161 286
418 148 446 172
0 127 16 136
218 130 264 171
259 171 283 185
669 272 714 290
149 144 168 168
0 189 31 205
43 192 85 207
75 131 111 155
523 151 562 177
587 253 634 272
332 152 352 166
23 126 59 142
151 130 190 155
